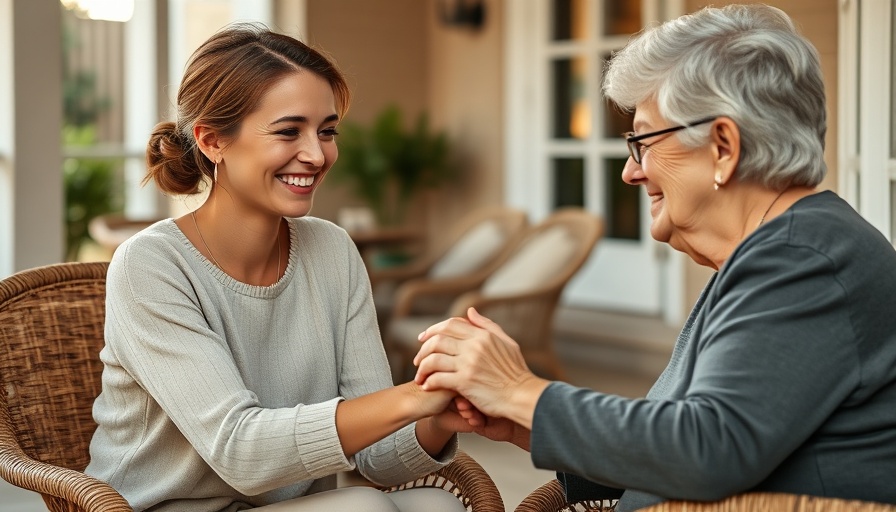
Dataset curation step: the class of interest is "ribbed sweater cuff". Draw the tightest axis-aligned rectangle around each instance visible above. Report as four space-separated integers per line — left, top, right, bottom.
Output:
396 423 458 475
294 397 354 472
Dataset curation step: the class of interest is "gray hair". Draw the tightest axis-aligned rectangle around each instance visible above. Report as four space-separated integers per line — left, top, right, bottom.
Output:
603 4 826 190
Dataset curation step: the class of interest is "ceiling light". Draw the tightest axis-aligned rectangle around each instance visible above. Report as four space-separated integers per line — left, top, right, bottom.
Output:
60 0 134 23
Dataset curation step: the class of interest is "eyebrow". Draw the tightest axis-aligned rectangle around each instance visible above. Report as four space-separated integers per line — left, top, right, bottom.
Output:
270 114 340 125
632 119 650 132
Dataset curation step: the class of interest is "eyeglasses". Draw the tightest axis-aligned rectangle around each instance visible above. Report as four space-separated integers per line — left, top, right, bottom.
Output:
623 117 717 164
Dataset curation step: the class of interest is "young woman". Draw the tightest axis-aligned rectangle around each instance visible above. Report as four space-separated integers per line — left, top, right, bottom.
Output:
85 23 467 512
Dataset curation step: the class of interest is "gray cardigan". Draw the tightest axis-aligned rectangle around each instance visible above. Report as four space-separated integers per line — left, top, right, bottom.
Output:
86 216 454 512
531 191 896 510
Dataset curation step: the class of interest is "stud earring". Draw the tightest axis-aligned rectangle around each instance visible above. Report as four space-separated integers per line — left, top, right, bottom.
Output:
714 172 723 191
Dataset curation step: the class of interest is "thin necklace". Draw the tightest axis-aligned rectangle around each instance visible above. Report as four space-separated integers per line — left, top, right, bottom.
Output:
190 210 282 285
758 189 787 227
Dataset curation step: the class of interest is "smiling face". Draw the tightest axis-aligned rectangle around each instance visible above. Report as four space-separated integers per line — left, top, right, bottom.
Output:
621 100 717 251
216 70 339 219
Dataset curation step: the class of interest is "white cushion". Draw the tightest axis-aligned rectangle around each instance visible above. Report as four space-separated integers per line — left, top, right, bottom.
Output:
388 315 444 349
428 220 507 279
481 227 577 297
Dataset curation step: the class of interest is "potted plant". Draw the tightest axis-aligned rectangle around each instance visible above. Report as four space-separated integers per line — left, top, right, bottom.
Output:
330 104 458 228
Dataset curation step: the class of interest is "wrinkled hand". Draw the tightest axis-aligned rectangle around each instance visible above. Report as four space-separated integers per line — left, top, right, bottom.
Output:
413 307 548 426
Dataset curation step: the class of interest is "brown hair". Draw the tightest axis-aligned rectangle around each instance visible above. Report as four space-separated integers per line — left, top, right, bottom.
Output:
144 23 351 195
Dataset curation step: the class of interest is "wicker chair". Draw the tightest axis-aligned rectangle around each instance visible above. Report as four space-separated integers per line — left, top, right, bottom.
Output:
0 262 504 512
385 207 603 381
514 479 896 512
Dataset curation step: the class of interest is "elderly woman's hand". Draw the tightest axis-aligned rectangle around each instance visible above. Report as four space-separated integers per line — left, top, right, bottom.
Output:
413 307 551 429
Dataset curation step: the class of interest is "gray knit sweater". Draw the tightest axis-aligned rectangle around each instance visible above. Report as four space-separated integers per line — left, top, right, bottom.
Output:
85 217 455 512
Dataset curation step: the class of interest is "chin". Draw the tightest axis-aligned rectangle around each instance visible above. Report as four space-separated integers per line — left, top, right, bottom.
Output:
283 198 315 219
649 221 673 245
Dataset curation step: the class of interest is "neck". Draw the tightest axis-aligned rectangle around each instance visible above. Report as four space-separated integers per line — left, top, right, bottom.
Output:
757 188 788 227
187 204 285 286
678 185 815 270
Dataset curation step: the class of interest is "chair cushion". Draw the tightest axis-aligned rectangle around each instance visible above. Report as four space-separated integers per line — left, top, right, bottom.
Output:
481 226 577 297
388 315 445 349
428 221 506 279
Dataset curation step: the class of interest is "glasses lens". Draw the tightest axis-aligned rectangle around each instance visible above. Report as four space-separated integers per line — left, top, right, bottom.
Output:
628 141 641 164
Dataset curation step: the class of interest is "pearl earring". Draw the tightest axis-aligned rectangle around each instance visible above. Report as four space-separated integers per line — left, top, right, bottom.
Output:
714 172 723 190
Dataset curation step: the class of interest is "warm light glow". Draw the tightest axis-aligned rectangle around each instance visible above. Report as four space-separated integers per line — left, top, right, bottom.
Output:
570 100 591 140
61 0 134 22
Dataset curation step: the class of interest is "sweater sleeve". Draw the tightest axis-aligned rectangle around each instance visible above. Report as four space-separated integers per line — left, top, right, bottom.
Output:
105 239 355 496
530 239 859 501
330 228 457 486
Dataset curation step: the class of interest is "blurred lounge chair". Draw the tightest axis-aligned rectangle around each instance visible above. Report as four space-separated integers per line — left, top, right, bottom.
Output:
370 206 529 333
385 207 603 381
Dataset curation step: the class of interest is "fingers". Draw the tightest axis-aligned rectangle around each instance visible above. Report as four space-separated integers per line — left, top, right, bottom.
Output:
413 334 460 368
417 367 460 393
466 307 516 346
449 396 484 426
414 313 505 370
462 407 486 427
416 316 473 344
414 352 457 387
453 396 475 411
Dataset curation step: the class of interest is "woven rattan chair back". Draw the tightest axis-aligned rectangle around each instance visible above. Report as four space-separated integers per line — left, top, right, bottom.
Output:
0 261 132 511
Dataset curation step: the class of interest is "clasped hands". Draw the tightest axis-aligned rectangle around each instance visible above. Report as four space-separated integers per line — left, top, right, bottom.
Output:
412 307 550 448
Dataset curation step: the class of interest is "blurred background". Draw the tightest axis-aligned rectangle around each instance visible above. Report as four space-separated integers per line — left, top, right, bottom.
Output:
1 0 894 510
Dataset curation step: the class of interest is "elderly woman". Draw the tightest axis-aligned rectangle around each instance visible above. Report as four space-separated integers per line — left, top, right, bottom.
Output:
412 4 896 511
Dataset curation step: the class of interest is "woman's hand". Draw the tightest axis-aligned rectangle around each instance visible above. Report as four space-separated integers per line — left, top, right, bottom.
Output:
413 307 551 429
406 384 465 457
427 397 478 434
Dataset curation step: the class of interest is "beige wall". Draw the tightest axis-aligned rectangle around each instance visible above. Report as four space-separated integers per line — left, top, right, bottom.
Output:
303 0 504 248
304 0 430 224
422 0 504 243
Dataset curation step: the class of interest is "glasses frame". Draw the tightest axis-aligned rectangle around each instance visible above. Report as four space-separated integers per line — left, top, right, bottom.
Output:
623 117 717 164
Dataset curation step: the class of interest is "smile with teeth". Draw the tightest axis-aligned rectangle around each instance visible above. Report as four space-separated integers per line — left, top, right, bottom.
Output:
278 175 315 187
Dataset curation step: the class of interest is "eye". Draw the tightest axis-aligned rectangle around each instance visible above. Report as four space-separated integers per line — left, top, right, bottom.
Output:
319 127 339 141
275 127 300 137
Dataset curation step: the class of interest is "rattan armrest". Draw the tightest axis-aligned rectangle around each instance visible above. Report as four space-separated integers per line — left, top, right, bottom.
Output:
446 288 557 318
515 479 616 512
378 450 503 512
391 275 488 317
0 445 132 511
642 492 896 511
516 484 896 512
368 261 430 286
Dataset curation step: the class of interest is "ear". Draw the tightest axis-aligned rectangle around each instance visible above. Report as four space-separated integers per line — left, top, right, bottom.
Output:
193 124 225 163
710 117 740 186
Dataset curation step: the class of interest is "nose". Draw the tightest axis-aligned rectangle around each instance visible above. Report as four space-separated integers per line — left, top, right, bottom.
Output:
296 137 325 167
621 156 646 186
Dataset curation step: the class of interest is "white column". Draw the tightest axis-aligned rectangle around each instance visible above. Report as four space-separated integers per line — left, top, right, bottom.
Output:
858 0 892 238
124 0 163 219
0 0 64 278
0 0 13 277
232 0 272 25
274 0 306 40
